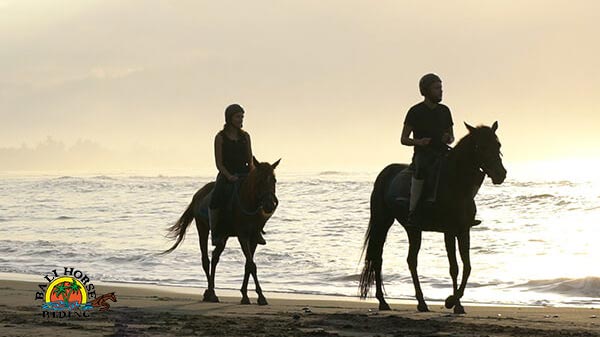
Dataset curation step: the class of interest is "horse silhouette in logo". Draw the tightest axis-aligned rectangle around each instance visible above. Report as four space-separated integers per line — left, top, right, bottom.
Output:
91 292 117 311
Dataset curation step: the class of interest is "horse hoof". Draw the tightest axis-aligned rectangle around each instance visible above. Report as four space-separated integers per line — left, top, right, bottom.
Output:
202 290 220 303
417 303 429 312
445 295 456 309
203 295 219 303
241 297 251 305
454 305 466 314
379 303 391 311
257 297 268 306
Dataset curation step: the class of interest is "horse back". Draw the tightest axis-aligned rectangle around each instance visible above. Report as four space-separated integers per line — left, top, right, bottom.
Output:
193 181 215 219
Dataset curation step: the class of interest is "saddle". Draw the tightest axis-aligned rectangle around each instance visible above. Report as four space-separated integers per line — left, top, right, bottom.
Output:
385 154 450 232
199 178 246 237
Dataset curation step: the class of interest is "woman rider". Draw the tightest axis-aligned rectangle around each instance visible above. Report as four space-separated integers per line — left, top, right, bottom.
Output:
209 104 266 245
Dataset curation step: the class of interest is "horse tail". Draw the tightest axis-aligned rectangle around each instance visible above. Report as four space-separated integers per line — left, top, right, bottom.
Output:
161 182 215 255
359 164 405 299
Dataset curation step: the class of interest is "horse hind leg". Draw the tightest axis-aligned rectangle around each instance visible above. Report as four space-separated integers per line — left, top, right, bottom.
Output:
374 259 390 311
365 210 394 311
205 237 227 303
196 216 214 302
406 228 429 312
372 217 394 311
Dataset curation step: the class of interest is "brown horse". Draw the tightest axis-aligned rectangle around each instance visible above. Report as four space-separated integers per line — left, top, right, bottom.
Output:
90 292 117 311
163 157 280 305
359 122 506 314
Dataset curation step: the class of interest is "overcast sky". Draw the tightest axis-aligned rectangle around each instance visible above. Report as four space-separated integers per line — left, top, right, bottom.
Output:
1 0 599 174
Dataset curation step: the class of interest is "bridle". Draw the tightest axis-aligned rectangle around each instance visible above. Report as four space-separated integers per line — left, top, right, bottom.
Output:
473 142 503 178
232 176 278 217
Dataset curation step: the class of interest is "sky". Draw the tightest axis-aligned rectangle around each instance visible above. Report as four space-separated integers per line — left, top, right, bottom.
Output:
1 0 599 175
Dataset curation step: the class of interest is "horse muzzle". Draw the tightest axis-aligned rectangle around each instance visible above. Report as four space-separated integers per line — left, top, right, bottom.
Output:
490 167 507 185
260 193 278 215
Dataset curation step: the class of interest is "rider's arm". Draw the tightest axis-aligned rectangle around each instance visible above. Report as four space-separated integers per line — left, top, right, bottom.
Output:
401 124 426 146
400 124 414 146
442 126 455 144
214 133 234 180
442 107 455 144
245 132 256 171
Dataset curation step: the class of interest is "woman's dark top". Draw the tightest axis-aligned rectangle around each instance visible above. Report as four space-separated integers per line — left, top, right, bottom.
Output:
220 130 250 175
210 130 250 210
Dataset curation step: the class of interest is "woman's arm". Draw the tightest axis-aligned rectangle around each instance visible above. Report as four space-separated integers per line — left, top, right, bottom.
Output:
245 132 256 171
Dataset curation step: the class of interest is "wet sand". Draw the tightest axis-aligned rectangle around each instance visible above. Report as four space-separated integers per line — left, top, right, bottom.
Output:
1 279 598 336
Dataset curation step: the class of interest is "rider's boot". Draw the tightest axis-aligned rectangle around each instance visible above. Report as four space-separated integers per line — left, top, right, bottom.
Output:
407 178 424 228
209 208 225 246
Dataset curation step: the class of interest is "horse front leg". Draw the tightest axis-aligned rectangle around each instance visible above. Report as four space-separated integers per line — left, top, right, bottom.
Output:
248 239 267 305
444 233 461 311
206 237 227 303
454 230 471 314
238 237 253 305
406 228 428 312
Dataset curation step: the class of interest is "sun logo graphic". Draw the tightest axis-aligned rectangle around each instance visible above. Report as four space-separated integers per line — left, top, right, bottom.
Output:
35 267 117 318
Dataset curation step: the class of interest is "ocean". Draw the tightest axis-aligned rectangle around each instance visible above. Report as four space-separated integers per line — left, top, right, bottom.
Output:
1 171 598 307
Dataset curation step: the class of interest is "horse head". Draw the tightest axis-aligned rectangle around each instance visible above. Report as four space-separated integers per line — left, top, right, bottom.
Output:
107 292 117 302
250 157 281 215
464 121 507 185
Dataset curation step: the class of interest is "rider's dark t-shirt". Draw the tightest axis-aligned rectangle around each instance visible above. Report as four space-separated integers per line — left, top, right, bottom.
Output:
404 102 453 153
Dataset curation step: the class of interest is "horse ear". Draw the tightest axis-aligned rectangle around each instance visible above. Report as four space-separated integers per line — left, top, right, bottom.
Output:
253 156 259 167
491 121 498 132
464 122 476 133
272 158 281 169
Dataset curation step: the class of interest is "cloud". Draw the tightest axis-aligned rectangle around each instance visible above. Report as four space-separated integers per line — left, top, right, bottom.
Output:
0 137 206 173
89 66 143 80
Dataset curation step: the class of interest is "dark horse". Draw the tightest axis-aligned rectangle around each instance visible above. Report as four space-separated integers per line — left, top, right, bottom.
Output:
163 157 280 305
359 122 507 314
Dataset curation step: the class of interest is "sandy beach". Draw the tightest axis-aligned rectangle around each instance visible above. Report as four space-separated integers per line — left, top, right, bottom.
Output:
1 279 598 337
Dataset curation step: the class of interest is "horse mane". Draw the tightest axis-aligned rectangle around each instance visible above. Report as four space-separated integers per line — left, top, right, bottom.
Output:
451 125 495 155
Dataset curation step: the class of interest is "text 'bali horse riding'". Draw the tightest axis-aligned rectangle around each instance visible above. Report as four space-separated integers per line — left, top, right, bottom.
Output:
359 122 506 314
162 157 280 305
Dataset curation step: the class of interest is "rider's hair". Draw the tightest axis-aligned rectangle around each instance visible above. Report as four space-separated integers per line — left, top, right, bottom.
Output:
419 73 442 96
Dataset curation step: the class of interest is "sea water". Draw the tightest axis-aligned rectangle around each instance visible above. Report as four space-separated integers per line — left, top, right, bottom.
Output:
1 171 598 307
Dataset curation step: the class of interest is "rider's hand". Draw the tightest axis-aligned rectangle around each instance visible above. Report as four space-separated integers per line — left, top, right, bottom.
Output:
441 133 454 144
415 138 431 146
227 175 239 182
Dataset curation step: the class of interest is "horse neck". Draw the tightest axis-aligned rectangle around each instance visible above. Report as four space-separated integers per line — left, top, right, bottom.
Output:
239 173 258 208
448 136 481 196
